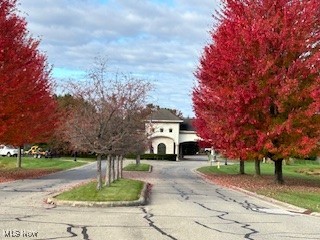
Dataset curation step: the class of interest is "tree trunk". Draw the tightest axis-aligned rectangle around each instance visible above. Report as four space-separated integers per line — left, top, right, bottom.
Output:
274 159 284 184
96 154 102 190
16 146 23 168
240 158 245 175
115 155 119 180
254 158 261 176
119 155 123 178
73 151 77 161
136 154 141 165
111 156 115 182
105 154 111 187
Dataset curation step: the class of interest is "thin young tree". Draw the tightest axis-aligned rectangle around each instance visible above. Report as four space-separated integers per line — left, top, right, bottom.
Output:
105 79 152 185
63 57 151 190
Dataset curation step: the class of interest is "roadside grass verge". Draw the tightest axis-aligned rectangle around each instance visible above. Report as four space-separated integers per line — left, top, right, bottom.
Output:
123 163 151 172
259 189 320 212
0 156 90 182
198 160 320 212
56 178 144 202
0 156 89 170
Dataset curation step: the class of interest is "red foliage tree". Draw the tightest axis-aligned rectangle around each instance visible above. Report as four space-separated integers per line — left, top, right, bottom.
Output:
0 0 57 166
193 0 320 183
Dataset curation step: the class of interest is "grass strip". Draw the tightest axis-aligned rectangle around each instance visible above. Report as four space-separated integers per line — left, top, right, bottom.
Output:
123 163 151 172
198 160 320 180
56 178 144 202
0 157 88 171
198 161 320 212
259 190 320 213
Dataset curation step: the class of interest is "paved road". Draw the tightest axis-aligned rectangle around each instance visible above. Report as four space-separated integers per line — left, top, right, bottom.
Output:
0 159 320 240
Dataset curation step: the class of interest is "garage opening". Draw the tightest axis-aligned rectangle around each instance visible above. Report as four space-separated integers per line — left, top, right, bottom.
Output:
180 141 199 156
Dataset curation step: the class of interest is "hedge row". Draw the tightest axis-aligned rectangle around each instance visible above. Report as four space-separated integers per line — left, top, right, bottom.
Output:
126 154 177 161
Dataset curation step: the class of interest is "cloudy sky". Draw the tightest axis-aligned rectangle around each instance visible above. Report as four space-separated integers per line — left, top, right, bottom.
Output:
18 0 222 117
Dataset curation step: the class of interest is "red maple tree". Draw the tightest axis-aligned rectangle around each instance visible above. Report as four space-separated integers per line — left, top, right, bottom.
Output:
193 0 320 183
0 0 57 166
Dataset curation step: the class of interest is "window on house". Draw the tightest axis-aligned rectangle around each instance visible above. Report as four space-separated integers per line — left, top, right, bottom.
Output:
169 128 173 133
160 128 164 132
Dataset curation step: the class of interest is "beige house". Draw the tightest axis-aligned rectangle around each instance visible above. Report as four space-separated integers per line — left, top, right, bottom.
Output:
145 109 200 160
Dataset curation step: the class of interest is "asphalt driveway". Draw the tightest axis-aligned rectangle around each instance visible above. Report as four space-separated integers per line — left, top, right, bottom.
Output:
0 159 319 240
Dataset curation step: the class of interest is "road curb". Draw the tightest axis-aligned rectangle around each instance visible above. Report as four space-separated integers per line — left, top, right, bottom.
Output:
46 181 149 208
194 169 320 217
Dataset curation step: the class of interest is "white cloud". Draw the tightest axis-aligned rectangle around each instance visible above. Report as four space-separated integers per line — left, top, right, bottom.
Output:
18 0 221 116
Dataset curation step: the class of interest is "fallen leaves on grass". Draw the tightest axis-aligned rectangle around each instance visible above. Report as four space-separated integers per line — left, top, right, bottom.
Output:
0 169 58 183
295 168 320 176
203 174 320 194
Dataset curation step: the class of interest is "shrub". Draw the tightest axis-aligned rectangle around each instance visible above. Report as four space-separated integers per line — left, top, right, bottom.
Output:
125 154 177 161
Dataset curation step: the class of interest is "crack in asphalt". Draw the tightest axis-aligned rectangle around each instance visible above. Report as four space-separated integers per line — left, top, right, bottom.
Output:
194 221 224 233
81 226 89 240
0 183 61 193
192 188 295 239
66 224 89 240
165 174 264 239
0 179 75 193
159 165 299 240
140 207 178 240
194 201 259 240
171 183 189 201
215 188 295 216
167 180 260 240
66 225 77 238
11 215 91 240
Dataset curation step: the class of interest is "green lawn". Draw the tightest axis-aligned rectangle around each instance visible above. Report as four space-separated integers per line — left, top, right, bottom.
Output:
198 160 320 212
260 190 320 212
0 156 89 170
123 163 151 172
198 160 320 180
0 156 91 182
56 179 144 202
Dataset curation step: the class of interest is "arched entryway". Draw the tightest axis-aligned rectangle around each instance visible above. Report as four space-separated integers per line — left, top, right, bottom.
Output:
157 143 166 154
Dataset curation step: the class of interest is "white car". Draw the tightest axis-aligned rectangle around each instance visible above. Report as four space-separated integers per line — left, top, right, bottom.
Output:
0 145 20 157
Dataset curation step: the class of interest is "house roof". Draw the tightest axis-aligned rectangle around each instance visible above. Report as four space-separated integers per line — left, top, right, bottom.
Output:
180 118 196 131
148 108 183 122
